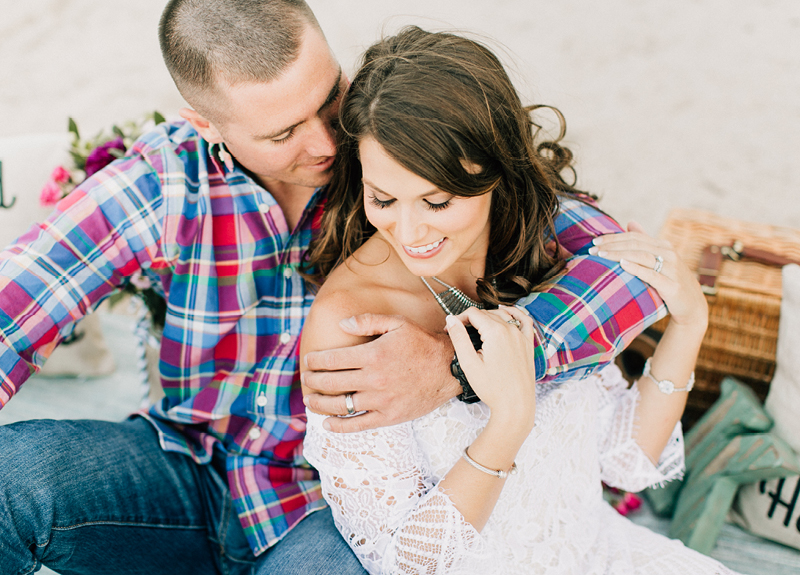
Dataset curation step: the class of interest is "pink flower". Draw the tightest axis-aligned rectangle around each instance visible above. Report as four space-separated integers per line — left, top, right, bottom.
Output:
51 165 71 184
39 180 64 207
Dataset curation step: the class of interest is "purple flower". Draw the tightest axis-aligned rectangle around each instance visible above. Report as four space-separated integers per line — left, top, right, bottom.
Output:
84 137 126 177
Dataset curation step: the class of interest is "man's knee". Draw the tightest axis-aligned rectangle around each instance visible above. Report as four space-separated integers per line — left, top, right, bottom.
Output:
0 420 66 505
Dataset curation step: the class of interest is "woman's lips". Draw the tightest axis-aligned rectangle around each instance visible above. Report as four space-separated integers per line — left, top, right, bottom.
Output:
403 237 446 259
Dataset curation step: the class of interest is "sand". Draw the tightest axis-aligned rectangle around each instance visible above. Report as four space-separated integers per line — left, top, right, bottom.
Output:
1 0 799 234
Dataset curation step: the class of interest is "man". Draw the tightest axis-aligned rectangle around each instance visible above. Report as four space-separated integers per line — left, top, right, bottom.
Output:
0 1 664 573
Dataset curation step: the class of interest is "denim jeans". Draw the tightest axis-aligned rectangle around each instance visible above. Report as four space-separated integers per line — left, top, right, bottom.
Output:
0 418 367 575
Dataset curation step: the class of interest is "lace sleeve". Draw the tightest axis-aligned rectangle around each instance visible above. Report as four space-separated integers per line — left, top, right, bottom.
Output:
303 410 495 575
595 367 685 492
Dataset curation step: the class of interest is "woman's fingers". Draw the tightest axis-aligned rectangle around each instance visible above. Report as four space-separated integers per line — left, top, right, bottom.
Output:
596 247 664 269
592 235 670 255
445 313 482 373
496 305 536 343
618 258 673 293
445 305 535 375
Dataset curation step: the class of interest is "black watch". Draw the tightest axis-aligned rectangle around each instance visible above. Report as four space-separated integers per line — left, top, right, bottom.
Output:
451 325 483 404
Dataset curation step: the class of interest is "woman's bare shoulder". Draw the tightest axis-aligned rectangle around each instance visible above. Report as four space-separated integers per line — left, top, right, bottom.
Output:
301 244 396 358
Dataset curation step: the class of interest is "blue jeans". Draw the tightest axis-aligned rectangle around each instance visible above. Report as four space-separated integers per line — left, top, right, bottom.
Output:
0 418 367 575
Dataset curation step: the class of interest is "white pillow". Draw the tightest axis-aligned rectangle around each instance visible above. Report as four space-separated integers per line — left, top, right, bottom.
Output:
731 264 800 549
0 132 72 248
765 264 800 453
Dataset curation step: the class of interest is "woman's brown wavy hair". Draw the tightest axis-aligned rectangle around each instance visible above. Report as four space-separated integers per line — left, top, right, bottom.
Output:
304 26 593 307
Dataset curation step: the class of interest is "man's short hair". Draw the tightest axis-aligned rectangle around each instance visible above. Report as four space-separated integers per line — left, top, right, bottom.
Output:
159 0 318 120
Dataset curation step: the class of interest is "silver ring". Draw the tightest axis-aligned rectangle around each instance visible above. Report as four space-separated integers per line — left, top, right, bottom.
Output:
507 318 522 329
653 255 664 274
344 393 355 415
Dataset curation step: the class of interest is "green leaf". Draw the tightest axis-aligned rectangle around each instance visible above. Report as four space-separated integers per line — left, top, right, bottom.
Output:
70 150 87 171
68 117 80 140
112 125 125 139
106 291 125 310
109 148 125 159
153 111 166 125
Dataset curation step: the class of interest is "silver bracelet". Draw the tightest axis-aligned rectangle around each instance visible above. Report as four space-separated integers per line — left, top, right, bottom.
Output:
642 357 695 394
462 448 518 479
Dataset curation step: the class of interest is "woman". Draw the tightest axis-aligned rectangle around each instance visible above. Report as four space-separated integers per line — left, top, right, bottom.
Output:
300 26 737 574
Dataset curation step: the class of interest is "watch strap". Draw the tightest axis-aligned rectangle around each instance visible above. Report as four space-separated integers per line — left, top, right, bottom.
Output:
452 324 483 404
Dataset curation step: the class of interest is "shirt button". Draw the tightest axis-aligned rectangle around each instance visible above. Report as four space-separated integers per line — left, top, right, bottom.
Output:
256 394 268 407
279 332 291 344
283 266 294 278
248 428 261 440
547 367 557 376
258 203 270 213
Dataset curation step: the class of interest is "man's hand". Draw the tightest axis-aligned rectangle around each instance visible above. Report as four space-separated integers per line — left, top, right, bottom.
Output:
301 314 461 433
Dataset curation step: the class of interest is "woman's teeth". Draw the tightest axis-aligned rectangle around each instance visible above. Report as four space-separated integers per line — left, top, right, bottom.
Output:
405 238 444 254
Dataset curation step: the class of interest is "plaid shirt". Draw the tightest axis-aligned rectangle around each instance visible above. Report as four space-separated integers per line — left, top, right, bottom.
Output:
0 121 664 556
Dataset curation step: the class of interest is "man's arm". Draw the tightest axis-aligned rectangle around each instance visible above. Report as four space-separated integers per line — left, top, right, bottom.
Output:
0 158 161 407
303 196 665 431
519 196 666 383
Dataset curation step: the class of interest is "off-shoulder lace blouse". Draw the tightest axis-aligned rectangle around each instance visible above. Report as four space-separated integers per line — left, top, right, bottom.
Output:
304 364 738 574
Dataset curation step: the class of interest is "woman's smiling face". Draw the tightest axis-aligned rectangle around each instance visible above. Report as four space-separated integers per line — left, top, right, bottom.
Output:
359 137 492 281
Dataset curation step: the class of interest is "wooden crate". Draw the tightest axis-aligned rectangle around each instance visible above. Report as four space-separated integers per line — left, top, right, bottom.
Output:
654 209 800 423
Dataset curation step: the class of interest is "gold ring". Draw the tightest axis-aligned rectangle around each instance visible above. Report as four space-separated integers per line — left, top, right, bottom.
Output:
507 318 522 329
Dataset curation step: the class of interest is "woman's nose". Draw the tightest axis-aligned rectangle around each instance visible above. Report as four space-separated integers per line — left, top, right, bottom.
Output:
394 207 428 247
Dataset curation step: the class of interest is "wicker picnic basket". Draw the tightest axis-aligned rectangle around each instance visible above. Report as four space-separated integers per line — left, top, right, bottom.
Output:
651 209 800 423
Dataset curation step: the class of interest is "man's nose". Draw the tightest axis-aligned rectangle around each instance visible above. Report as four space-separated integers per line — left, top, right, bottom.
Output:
306 117 337 158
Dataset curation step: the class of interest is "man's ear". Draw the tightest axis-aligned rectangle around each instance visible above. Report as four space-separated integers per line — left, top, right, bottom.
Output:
179 107 224 143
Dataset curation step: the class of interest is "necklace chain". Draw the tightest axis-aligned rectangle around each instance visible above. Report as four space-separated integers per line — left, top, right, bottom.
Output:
420 276 484 316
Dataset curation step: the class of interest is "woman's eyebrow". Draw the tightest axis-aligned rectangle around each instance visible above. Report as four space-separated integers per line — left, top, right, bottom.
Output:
362 179 441 198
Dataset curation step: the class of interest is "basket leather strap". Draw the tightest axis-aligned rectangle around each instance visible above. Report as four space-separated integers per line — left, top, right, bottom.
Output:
698 246 724 295
698 242 800 295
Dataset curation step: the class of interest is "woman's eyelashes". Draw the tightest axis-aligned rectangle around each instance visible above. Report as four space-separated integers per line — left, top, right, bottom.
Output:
367 194 452 211
368 194 395 209
425 198 451 212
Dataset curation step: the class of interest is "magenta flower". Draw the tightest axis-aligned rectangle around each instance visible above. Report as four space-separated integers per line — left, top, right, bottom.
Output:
613 500 630 515
622 492 642 512
84 137 126 177
40 180 64 207
51 165 71 184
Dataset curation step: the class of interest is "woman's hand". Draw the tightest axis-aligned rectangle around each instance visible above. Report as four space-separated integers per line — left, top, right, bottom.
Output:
445 305 537 435
590 221 708 331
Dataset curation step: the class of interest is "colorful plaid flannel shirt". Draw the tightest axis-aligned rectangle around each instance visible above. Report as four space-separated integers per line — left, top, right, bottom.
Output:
0 121 665 556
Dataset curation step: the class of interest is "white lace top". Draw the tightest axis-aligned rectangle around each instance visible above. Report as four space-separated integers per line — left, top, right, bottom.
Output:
304 365 738 574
